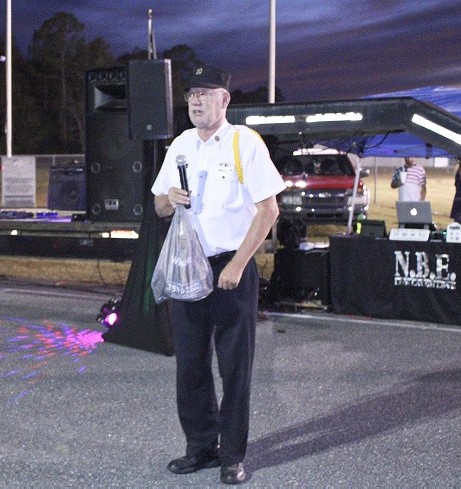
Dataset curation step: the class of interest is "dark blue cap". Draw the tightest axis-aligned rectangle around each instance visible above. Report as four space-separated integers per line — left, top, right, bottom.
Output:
185 65 231 91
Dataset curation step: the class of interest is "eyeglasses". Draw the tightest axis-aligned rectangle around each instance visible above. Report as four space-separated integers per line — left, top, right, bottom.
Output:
183 90 223 102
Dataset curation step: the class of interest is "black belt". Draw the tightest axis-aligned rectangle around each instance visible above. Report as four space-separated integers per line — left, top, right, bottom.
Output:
208 251 236 265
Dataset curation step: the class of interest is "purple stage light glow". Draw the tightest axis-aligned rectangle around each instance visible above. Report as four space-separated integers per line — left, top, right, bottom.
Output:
1 317 104 404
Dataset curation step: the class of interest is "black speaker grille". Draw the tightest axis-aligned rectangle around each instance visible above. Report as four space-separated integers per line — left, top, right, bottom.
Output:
48 166 86 211
85 70 147 222
126 59 174 140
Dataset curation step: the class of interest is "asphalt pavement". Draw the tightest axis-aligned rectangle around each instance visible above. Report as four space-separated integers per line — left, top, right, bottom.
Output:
1 280 461 487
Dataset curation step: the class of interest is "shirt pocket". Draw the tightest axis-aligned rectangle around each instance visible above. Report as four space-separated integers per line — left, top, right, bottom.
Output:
206 162 240 204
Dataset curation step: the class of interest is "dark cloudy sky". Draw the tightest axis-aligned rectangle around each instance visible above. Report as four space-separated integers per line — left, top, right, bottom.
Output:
2 0 461 101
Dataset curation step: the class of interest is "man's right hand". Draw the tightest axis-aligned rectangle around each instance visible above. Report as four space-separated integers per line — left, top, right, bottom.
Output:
154 187 190 218
168 187 191 208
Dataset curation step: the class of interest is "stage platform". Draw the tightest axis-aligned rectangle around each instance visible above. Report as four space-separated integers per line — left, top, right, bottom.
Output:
0 210 140 260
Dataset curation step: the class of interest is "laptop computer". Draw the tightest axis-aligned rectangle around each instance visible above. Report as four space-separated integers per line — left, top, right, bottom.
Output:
396 201 433 228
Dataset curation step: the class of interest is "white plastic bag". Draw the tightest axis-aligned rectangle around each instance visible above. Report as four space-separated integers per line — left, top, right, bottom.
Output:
151 205 213 304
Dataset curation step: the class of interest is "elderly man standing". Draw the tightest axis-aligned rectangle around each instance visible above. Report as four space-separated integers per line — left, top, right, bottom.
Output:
151 64 285 484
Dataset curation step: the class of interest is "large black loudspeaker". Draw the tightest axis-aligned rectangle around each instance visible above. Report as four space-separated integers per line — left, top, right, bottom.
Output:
270 248 330 305
85 66 146 222
127 59 174 140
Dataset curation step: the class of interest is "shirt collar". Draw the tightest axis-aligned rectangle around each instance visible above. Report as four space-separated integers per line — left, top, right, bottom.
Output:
194 120 231 149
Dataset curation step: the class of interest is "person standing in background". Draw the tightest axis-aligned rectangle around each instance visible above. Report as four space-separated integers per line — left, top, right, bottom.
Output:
450 157 461 223
391 156 427 201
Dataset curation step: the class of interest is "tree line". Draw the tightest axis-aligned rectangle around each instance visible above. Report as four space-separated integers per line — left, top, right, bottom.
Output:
0 12 284 155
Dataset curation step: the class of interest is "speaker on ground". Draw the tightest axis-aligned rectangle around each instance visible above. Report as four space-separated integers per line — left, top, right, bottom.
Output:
269 248 330 305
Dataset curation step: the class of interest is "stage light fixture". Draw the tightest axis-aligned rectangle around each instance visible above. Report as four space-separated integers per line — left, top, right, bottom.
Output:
293 147 341 155
97 298 121 328
245 115 296 125
305 112 363 123
411 114 461 145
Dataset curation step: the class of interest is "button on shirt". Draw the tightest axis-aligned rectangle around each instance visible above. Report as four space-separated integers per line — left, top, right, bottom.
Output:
151 121 285 257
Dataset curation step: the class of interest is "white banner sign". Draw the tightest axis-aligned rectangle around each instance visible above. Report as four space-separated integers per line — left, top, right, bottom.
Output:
1 156 36 208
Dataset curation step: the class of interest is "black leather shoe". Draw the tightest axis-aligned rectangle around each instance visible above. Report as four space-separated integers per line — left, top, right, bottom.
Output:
167 453 220 475
220 463 247 484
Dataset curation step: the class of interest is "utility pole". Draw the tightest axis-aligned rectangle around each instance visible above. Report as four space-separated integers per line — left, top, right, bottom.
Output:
268 0 276 103
5 0 12 157
147 8 157 60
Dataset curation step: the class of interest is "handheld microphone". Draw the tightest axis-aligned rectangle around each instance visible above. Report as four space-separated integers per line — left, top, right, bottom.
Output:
176 154 191 209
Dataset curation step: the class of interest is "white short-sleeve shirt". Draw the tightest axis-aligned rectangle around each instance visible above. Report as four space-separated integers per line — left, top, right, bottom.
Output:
398 164 426 201
152 121 285 256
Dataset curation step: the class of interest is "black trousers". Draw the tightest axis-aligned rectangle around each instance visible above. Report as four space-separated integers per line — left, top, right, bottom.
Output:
170 254 259 465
